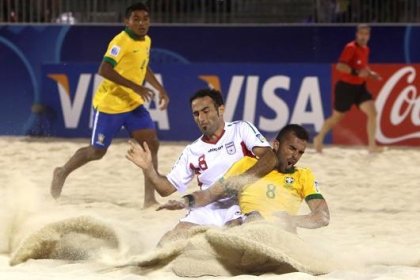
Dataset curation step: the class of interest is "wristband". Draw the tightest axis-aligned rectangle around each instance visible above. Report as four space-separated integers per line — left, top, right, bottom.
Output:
351 68 359 76
182 194 195 208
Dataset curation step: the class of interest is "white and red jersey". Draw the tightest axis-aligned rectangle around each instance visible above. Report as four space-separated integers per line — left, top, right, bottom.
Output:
167 121 270 193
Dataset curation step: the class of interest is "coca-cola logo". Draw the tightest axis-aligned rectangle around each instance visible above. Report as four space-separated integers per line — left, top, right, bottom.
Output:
376 66 420 144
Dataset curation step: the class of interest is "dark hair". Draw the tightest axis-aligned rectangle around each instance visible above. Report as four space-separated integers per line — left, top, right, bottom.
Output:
357 23 370 31
125 2 149 18
189 89 224 107
275 124 309 143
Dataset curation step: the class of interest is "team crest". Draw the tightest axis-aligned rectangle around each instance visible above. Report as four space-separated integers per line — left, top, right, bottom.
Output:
285 177 294 185
225 142 236 155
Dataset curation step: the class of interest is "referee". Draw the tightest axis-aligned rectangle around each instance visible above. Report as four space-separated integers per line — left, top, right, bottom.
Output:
314 24 383 153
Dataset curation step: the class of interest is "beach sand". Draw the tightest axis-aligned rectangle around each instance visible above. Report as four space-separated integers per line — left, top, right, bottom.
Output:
0 137 420 279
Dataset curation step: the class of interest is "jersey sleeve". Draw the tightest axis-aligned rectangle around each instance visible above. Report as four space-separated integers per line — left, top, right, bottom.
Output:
338 44 355 64
103 36 126 68
223 157 257 179
300 168 324 202
166 148 194 193
238 121 271 155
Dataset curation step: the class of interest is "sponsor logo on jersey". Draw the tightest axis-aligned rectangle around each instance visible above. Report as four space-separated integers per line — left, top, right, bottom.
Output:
225 141 236 155
110 45 121 57
208 145 223 153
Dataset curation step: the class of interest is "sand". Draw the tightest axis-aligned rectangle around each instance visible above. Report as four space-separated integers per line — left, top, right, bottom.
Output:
0 136 420 279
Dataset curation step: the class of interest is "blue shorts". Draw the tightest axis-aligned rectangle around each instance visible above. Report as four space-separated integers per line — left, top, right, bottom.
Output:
91 105 155 148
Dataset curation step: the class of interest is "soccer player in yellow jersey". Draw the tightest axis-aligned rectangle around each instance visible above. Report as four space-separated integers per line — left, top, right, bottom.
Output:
158 124 330 231
50 3 169 207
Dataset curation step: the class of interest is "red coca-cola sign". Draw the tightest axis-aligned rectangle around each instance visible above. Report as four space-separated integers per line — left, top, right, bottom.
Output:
332 64 420 146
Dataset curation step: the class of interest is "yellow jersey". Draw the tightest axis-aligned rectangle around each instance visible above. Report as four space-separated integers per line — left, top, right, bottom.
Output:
93 28 151 114
223 157 323 220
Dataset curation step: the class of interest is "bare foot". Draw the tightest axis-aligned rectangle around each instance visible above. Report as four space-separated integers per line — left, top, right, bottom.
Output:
313 135 323 153
368 146 384 153
143 200 160 209
50 167 67 199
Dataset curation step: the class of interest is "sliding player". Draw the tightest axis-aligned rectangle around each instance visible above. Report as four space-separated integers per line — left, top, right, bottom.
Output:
126 88 277 244
158 125 330 232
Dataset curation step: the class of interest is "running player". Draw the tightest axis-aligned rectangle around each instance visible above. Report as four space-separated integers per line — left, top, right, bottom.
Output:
126 88 277 244
313 24 383 153
158 124 330 232
51 3 169 208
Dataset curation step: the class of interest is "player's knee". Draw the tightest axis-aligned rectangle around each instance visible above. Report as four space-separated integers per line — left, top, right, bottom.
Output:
89 148 107 160
147 138 160 154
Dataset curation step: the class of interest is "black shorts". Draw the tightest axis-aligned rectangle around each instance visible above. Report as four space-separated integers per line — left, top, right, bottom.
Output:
334 81 373 112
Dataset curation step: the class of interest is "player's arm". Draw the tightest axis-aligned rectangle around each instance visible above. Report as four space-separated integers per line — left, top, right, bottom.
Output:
126 140 176 197
157 157 257 211
236 122 278 181
245 146 277 178
365 66 382 80
145 66 169 110
156 184 227 211
336 62 377 79
291 198 330 229
98 61 153 102
336 62 354 74
335 44 368 77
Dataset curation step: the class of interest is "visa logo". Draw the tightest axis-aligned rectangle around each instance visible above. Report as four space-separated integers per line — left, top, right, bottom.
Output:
200 75 325 132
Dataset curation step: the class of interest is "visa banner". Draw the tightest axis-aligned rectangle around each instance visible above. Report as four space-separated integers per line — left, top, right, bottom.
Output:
332 64 420 146
41 63 332 142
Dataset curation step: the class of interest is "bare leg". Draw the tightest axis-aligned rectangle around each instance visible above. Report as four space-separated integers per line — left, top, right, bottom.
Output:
359 100 383 153
131 129 160 208
51 146 107 199
313 110 346 153
157 221 196 247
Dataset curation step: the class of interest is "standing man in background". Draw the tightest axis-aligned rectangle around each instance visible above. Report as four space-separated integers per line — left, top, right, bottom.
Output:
51 3 169 208
314 24 382 153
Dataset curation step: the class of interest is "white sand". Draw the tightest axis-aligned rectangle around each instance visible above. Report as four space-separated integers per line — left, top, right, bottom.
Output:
0 137 420 279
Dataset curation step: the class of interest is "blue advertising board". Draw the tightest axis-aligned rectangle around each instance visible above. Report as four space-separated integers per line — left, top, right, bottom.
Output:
41 63 331 142
1 24 420 139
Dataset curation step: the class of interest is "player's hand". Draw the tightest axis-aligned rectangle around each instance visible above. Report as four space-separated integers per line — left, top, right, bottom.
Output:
156 200 186 211
273 211 297 233
132 84 154 102
126 140 153 171
158 89 170 110
358 69 370 78
369 70 382 81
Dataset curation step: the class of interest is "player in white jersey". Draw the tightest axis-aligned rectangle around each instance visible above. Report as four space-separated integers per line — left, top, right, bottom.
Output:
126 88 277 245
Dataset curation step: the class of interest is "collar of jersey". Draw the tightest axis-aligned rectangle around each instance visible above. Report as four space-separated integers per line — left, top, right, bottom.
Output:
124 27 143 41
280 167 296 174
201 129 226 144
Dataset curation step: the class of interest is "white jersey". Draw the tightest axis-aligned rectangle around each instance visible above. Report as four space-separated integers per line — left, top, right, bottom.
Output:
167 121 270 193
